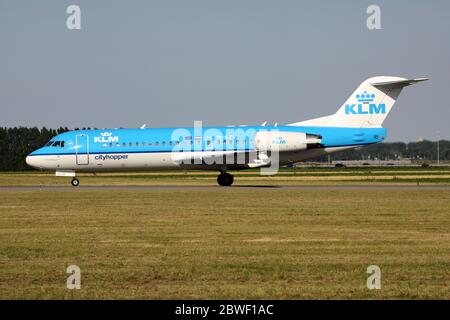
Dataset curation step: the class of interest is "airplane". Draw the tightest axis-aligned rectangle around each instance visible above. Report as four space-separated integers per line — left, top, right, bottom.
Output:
26 76 428 186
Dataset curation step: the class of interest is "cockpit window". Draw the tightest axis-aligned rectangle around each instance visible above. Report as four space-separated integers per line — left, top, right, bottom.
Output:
45 140 65 148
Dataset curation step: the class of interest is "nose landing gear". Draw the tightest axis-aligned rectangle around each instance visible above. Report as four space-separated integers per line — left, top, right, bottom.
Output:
71 178 80 187
217 172 234 186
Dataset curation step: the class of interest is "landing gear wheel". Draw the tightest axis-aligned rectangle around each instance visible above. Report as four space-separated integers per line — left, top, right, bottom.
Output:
217 173 234 186
71 178 80 187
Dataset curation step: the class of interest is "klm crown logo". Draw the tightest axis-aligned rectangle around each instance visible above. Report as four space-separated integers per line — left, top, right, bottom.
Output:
345 91 386 115
356 92 375 103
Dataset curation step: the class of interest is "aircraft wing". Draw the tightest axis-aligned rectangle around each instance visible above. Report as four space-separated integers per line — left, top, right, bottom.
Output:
171 150 270 168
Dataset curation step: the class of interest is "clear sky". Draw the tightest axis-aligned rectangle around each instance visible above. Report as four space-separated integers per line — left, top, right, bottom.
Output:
1 0 449 142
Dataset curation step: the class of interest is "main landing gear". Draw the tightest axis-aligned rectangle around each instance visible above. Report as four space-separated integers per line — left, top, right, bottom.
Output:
71 178 80 187
217 172 234 186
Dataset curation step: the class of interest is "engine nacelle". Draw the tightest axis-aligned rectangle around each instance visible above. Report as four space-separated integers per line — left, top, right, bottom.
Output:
254 131 321 152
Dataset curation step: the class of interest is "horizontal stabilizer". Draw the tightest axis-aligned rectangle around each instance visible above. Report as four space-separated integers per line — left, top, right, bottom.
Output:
371 78 429 89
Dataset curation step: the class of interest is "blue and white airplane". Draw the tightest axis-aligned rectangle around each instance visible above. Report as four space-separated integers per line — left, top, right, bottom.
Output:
26 76 428 186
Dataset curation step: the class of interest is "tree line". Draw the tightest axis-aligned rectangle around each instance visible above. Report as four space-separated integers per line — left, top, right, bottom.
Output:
322 139 450 163
0 127 69 171
0 127 448 171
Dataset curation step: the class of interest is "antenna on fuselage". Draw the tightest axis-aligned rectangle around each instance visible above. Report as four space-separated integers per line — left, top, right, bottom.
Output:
140 124 147 129
261 121 267 126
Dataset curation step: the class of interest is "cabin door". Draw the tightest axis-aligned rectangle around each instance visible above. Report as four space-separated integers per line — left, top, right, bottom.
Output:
76 134 89 165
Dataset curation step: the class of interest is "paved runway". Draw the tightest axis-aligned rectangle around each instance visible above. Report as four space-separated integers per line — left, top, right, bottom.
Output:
1 185 450 191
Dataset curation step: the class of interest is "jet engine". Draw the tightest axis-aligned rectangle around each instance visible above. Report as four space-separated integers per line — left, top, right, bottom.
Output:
254 131 322 152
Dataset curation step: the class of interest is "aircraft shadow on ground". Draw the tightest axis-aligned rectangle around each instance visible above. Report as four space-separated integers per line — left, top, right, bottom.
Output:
232 185 281 188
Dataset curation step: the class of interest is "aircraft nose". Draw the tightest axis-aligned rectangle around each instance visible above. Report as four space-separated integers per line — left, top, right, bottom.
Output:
26 155 39 168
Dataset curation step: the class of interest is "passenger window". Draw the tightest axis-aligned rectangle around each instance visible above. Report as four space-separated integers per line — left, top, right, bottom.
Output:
149 142 152 146
162 141 166 145
109 143 113 147
155 142 159 146
129 142 133 147
142 142 146 146
122 142 126 147
136 142 139 146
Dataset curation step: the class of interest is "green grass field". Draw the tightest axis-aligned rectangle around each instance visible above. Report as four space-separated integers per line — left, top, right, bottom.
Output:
0 170 449 299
